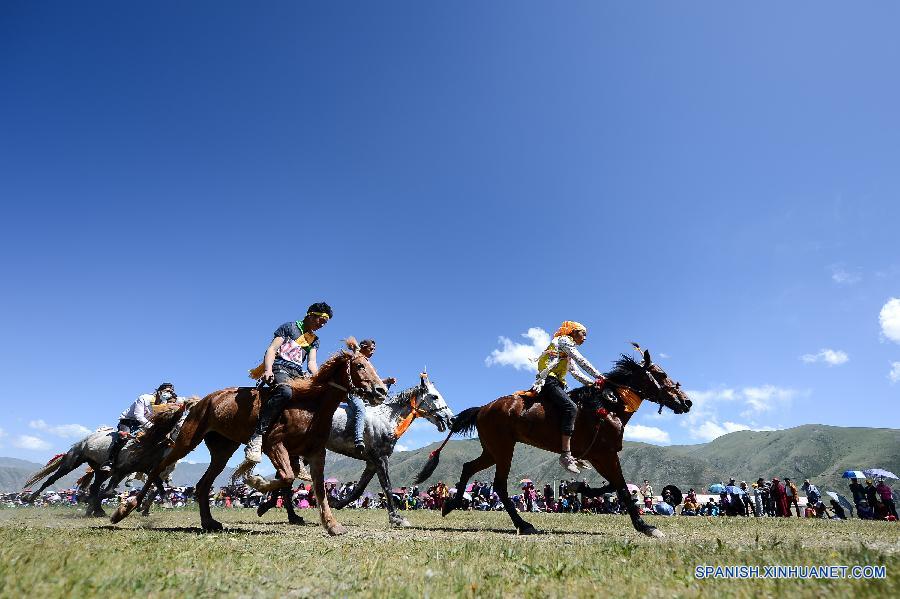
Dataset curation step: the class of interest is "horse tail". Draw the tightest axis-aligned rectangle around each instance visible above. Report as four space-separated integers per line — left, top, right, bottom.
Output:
75 468 95 493
414 406 482 484
22 453 65 489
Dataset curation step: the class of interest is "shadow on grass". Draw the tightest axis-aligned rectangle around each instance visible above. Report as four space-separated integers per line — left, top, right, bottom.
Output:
92 524 284 535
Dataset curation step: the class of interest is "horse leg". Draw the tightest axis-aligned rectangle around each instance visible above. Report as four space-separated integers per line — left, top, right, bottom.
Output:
256 476 281 518
141 476 166 516
492 444 538 535
196 433 240 532
307 450 345 536
443 448 496 517
111 409 210 524
329 462 376 510
28 454 84 502
282 456 304 525
373 456 408 528
589 451 661 538
86 471 113 517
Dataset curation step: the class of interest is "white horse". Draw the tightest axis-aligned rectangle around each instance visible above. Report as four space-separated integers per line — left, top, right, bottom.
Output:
22 403 190 516
255 372 453 527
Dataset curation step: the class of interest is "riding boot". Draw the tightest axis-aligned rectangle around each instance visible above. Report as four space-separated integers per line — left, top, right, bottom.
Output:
245 392 289 462
102 433 127 472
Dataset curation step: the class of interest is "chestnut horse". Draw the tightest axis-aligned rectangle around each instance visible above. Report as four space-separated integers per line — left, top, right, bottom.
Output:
415 346 691 538
111 340 388 534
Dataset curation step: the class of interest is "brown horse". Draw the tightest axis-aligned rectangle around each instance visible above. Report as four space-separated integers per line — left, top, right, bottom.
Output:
415 346 691 537
111 339 388 534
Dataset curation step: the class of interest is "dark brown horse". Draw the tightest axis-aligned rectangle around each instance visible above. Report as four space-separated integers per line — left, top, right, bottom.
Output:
111 340 388 534
415 346 691 537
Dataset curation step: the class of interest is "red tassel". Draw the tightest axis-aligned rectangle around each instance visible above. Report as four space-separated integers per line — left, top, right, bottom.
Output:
596 408 608 418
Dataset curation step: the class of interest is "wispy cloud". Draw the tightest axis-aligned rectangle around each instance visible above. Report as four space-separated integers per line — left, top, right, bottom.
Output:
890 362 900 384
880 298 900 344
624 424 670 444
682 384 801 440
658 352 670 359
800 348 849 366
484 327 549 371
12 435 51 451
29 420 91 439
830 265 861 285
395 443 410 452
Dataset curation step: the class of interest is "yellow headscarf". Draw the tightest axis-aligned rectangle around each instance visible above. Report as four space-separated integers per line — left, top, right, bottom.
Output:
554 321 586 338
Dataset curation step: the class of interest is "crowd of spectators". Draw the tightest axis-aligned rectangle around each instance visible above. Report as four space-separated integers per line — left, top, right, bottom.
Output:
7 474 896 523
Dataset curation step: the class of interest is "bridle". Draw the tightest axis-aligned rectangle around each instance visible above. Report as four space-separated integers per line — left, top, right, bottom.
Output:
327 353 383 401
638 364 684 414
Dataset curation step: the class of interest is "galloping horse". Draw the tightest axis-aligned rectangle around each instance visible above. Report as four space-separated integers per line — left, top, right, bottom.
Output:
111 339 388 534
416 346 691 537
256 372 454 527
22 403 189 517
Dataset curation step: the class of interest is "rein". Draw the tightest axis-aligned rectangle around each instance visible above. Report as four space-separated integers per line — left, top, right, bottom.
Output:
393 388 442 438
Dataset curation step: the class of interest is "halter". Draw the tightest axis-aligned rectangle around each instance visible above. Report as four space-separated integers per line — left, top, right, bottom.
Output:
328 353 381 401
393 385 445 438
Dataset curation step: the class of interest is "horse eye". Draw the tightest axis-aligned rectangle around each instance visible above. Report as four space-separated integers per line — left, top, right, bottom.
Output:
356 363 366 370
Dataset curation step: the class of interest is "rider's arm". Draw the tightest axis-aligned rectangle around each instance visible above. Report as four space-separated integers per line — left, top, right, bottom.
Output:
263 336 283 376
558 336 603 381
133 397 150 427
307 346 318 376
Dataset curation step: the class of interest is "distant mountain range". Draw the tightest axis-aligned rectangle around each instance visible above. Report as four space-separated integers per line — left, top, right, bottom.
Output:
3 425 897 495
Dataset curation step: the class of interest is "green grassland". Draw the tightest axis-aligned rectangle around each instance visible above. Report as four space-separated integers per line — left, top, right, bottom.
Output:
1 507 897 598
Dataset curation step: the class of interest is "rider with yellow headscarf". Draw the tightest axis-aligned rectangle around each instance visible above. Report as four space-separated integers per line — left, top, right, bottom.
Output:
533 321 606 474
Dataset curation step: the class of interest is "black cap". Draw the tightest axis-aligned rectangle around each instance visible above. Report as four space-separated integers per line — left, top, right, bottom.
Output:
156 382 174 392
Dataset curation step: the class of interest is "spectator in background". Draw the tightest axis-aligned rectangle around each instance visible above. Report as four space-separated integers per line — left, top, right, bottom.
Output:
752 482 764 517
875 480 898 520
641 479 653 506
830 499 847 520
772 478 788 517
849 478 865 507
785 478 801 517
802 479 820 507
857 499 875 520
865 480 878 508
543 484 554 507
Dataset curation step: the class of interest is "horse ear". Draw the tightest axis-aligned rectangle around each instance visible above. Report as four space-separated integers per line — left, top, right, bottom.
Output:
643 349 652 366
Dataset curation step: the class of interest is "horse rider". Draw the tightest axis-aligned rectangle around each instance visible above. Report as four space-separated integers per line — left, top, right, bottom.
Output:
244 302 333 463
101 382 178 472
352 339 397 455
532 321 606 474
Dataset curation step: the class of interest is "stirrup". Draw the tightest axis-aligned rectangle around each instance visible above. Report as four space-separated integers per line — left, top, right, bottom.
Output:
575 459 592 471
559 454 581 474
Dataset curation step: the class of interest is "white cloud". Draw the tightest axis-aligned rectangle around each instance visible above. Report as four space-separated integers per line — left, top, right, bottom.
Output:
12 435 51 451
395 443 410 452
484 327 550 371
658 352 670 359
741 385 800 418
800 348 849 366
831 266 861 285
29 420 91 439
623 424 670 444
889 362 900 384
880 298 900 344
691 420 751 441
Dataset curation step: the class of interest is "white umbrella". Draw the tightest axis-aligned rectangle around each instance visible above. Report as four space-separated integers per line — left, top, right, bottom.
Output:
863 468 898 480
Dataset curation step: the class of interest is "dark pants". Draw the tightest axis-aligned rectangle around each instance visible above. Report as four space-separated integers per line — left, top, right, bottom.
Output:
255 361 304 436
538 376 577 437
106 418 141 465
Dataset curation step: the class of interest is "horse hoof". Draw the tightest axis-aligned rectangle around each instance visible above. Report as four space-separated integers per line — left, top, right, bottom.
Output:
646 527 665 539
110 497 138 524
326 524 347 536
288 516 305 526
202 520 224 532
92 509 107 518
390 517 411 528
256 504 271 518
519 525 539 535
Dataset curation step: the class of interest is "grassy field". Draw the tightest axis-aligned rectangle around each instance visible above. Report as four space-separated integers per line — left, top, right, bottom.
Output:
1 506 897 598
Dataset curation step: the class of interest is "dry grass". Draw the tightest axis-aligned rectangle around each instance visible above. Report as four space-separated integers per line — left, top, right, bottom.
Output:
0 506 897 598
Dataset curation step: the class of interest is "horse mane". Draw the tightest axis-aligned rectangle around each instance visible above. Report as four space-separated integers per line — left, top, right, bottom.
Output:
285 342 356 399
605 354 642 385
142 404 190 446
567 354 641 407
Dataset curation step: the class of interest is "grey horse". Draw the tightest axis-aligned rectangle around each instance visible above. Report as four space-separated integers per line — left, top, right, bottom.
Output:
256 372 453 527
22 403 190 516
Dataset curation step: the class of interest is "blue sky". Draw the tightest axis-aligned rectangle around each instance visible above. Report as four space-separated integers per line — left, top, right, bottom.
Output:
1 2 898 465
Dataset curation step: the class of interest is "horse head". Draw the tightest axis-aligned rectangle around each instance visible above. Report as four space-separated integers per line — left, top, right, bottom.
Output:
604 345 691 415
414 372 455 432
630 346 692 414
